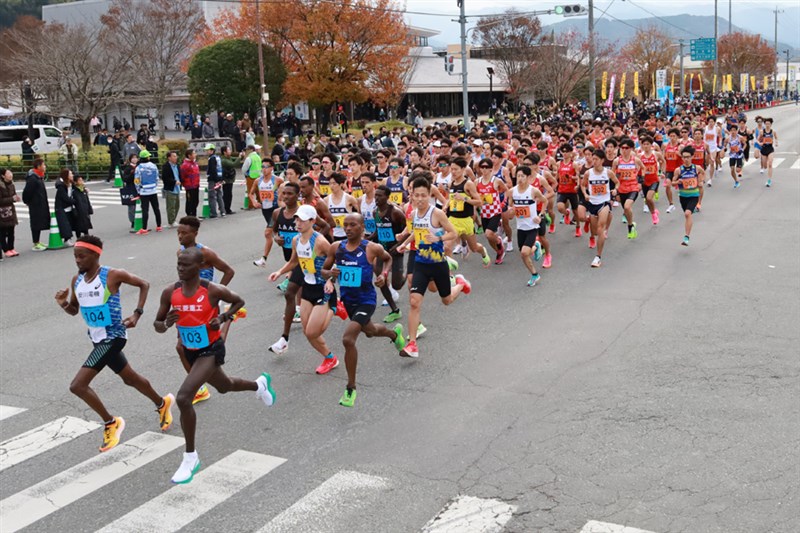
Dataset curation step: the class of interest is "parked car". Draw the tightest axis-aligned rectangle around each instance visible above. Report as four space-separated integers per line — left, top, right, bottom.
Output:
0 125 63 155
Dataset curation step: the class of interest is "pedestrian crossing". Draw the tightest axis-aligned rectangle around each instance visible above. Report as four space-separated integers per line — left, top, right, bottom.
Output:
14 188 123 220
0 404 661 532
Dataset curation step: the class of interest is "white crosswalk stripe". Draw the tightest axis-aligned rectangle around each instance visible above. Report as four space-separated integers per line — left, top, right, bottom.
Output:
257 470 389 533
96 450 286 533
0 416 100 473
791 159 800 170
579 520 657 533
421 495 517 533
770 157 785 169
0 431 183 533
0 405 26 421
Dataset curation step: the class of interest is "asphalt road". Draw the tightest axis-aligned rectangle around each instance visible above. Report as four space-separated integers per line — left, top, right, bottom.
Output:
1 104 798 533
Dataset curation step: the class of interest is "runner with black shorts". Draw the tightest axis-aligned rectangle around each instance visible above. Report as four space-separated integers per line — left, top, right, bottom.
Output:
372 184 407 323
251 164 283 267
154 246 275 484
508 166 548 286
582 149 620 268
555 143 581 238
56 235 174 453
397 177 471 359
612 138 644 240
757 118 778 187
672 147 705 246
322 213 407 407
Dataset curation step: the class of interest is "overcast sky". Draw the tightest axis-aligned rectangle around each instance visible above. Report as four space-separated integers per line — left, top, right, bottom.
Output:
403 0 800 48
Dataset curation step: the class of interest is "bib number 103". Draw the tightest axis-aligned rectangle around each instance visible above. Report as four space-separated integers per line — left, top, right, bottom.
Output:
177 325 209 349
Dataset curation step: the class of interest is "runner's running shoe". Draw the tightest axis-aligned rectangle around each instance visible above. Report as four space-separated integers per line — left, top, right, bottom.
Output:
255 373 275 406
316 356 339 375
157 394 174 432
400 340 419 358
339 388 357 407
192 384 211 404
171 453 200 484
269 337 288 355
100 416 125 452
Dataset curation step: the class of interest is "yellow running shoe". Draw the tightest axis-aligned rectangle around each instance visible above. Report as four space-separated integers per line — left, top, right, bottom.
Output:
192 384 211 405
99 416 125 452
158 393 175 431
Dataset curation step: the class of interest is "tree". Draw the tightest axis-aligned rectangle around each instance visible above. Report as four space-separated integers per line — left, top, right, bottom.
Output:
2 21 133 150
0 0 72 29
531 30 614 106
619 25 675 100
100 0 204 138
203 0 411 131
704 32 776 80
473 8 542 101
187 39 286 120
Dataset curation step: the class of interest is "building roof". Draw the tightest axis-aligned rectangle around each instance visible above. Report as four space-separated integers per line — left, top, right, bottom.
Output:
406 48 507 94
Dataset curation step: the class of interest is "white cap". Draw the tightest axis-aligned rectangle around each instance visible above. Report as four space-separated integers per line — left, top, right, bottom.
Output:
472 139 484 146
253 144 262 150
433 140 442 147
294 204 317 221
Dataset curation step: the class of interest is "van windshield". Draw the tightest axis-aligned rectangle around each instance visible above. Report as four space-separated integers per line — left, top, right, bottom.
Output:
0 128 40 142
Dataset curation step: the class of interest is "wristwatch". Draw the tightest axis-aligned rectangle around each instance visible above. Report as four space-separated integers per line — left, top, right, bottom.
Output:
133 308 144 316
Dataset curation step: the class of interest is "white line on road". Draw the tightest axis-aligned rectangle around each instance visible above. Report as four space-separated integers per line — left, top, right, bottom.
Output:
421 495 516 533
0 405 26 421
791 159 800 170
0 416 100 473
257 470 389 533
770 158 785 169
743 157 758 167
579 520 658 533
0 431 183 533
95 450 286 533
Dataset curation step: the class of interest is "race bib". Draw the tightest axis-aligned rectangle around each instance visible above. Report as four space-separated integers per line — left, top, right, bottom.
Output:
364 217 376 233
339 265 362 287
259 190 274 202
279 231 297 249
377 226 394 242
514 205 531 218
177 324 210 349
352 189 364 199
482 193 494 205
389 191 404 204
81 304 112 328
681 177 698 189
334 215 345 228
298 255 316 274
319 184 331 196
590 183 608 196
449 197 465 212
644 163 657 174
414 227 431 245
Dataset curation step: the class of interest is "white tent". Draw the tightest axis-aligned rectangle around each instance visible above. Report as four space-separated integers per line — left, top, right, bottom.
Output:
0 106 14 117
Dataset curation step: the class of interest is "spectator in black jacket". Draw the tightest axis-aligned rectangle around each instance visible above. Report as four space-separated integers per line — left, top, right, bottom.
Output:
205 143 225 218
107 132 123 182
161 150 181 227
72 175 93 237
54 168 76 246
22 159 50 251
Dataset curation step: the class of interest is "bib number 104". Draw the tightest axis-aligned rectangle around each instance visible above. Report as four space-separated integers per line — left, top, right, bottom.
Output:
81 304 111 327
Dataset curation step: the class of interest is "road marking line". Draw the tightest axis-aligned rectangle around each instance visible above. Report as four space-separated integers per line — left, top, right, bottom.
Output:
579 520 658 533
0 416 100 473
0 431 183 533
0 405 26 421
257 470 389 533
743 157 758 167
791 159 800 170
95 450 286 533
770 157 785 168
421 495 516 533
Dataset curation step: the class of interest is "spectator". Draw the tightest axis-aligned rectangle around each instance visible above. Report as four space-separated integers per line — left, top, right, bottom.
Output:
161 150 181 227
0 167 20 258
204 143 225 218
240 144 262 210
122 133 140 161
191 120 203 139
133 149 162 233
57 130 70 148
145 136 160 165
217 111 225 135
71 175 93 237
122 154 139 233
21 136 35 165
180 149 200 216
202 117 214 139
59 137 79 176
136 123 149 145
93 128 110 147
245 127 256 148
54 168 76 246
222 113 235 138
220 146 237 215
22 159 50 251
107 131 123 183
271 135 286 163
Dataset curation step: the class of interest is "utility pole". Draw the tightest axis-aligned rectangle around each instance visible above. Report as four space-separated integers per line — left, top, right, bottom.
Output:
679 40 685 97
256 0 269 154
773 6 783 95
458 0 470 131
588 0 596 110
714 0 718 86
728 0 731 34
785 50 791 98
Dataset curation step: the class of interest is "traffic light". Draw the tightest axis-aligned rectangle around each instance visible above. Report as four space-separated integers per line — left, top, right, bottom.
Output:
554 4 587 17
444 55 454 74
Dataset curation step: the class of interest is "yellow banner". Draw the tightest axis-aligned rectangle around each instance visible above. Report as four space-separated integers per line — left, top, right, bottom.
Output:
671 72 675 90
712 74 716 93
652 73 656 96
763 75 768 89
699 74 703 92
782 79 786 90
620 72 626 98
750 75 756 91
633 71 639 96
601 71 608 99
726 74 732 91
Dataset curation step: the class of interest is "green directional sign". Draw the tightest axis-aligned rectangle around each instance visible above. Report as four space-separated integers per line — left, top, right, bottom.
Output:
690 38 716 61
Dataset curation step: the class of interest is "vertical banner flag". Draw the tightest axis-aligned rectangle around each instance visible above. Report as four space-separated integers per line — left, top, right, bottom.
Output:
712 74 717 93
633 71 639 96
727 74 732 91
699 74 703 92
655 69 668 103
763 75 768 90
671 72 675 91
620 72 626 98
740 73 749 93
601 71 608 99
652 73 656 96
689 74 695 99
606 74 616 107
750 75 756 91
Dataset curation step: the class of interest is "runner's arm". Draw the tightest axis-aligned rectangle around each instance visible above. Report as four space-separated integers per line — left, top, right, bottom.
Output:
432 209 457 243
204 249 234 286
153 285 177 333
320 242 340 281
268 239 299 280
55 275 80 316
108 268 149 328
208 283 244 329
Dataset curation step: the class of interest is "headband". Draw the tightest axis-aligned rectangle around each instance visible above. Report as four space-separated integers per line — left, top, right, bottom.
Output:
74 241 103 255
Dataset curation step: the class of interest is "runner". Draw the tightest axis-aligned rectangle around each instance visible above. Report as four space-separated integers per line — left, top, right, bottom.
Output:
662 128 681 214
639 136 665 225
757 118 778 187
55 236 174 453
527 153 556 268
176 216 236 404
672 146 706 246
445 158 491 266
268 205 340 374
385 157 408 205
373 184 407 322
724 124 745 188
251 160 284 267
322 213 407 407
154 247 274 484
476 159 508 264
555 143 581 238
703 116 721 183
325 172 360 241
508 166 547 286
397 177 472 359
612 138 644 240
581 149 619 267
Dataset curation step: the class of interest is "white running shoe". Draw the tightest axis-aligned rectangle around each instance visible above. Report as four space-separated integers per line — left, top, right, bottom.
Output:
591 256 602 268
707 178 713 187
505 239 513 252
453 244 463 255
391 287 400 301
171 452 200 484
612 200 620 207
760 168 764 174
643 205 649 213
255 373 275 406
269 337 288 355
253 257 267 267
666 204 676 214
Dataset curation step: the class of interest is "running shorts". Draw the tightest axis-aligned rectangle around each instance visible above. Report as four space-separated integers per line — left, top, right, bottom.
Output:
449 216 474 236
301 282 338 309
517 228 538 249
587 202 611 216
377 252 404 283
343 303 376 326
184 338 226 367
410 261 451 298
760 144 774 157
679 196 699 213
557 193 578 211
261 207 275 227
480 214 501 233
618 191 639 205
83 337 128 373
729 158 743 168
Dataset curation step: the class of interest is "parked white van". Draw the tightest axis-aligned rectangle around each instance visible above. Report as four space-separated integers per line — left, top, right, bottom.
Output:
0 125 63 155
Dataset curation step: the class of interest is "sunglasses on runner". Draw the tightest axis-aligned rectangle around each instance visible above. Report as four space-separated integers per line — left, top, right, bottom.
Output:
389 165 399 169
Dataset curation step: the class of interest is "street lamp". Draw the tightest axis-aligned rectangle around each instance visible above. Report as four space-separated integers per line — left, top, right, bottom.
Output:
487 67 494 116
